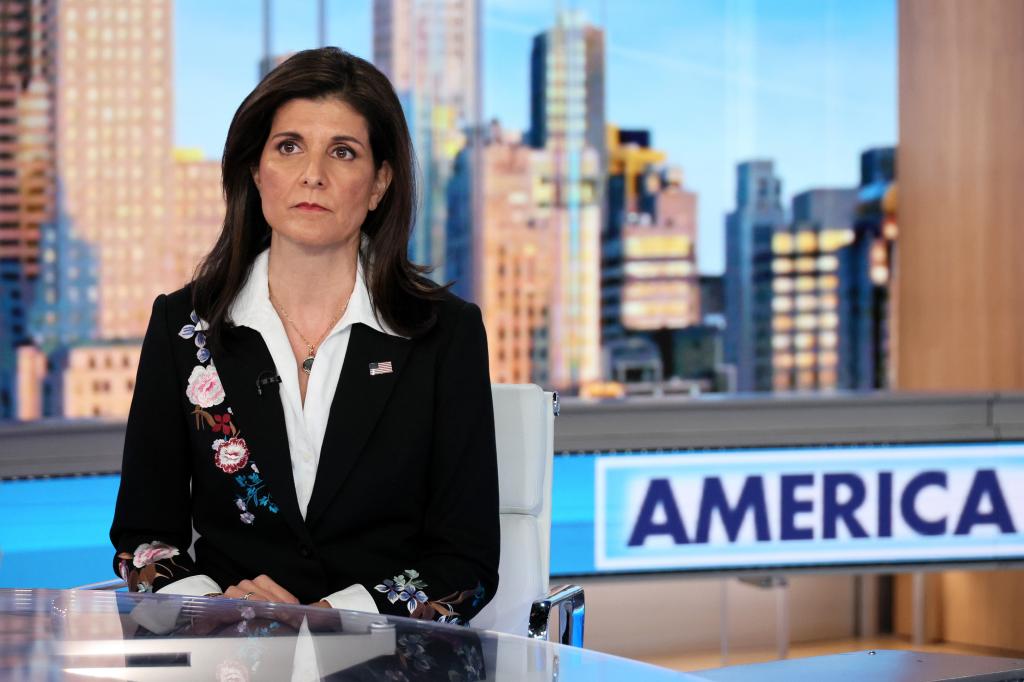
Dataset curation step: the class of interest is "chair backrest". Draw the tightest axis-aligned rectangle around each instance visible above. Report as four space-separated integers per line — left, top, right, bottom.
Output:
470 384 555 635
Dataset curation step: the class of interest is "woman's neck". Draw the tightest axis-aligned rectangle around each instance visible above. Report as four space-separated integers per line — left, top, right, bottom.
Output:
266 234 359 334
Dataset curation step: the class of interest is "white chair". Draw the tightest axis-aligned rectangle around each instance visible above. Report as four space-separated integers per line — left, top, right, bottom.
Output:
77 383 585 646
470 384 584 647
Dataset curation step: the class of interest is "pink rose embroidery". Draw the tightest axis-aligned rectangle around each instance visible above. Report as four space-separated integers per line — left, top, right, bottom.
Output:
214 437 250 474
186 364 225 408
132 541 180 569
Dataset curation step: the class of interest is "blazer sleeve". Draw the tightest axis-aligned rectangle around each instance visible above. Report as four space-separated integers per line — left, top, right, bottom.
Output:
365 301 500 624
109 294 198 592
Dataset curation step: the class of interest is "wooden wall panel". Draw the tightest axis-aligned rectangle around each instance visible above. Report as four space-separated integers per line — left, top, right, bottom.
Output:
897 0 1024 650
898 0 1024 391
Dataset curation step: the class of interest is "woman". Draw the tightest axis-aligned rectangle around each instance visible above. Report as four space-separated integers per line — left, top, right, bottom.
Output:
109 47 499 625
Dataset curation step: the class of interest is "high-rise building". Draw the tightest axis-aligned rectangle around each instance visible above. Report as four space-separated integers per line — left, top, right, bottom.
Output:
0 0 57 418
169 148 224 289
449 123 556 384
373 0 480 279
724 160 785 392
601 126 700 386
36 0 175 344
528 13 606 169
619 167 698 331
444 123 478 303
527 11 605 391
602 126 665 346
769 188 857 392
22 0 187 419
837 147 897 390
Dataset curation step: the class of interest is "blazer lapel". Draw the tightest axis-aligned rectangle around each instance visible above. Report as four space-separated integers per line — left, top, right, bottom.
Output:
305 323 413 527
213 326 311 544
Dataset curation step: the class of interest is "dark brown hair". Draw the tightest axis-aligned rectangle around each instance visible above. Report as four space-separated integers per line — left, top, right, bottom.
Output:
191 47 447 351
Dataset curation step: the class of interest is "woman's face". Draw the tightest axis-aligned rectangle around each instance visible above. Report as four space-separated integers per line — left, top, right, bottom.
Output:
251 97 392 251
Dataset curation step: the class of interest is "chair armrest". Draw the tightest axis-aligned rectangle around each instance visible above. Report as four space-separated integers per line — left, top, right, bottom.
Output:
528 584 585 647
72 579 127 591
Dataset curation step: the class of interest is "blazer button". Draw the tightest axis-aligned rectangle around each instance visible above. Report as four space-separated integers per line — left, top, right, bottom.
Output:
299 545 312 558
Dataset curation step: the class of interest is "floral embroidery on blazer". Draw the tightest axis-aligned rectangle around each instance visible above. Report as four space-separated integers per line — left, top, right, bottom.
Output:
117 541 185 593
375 569 487 625
181 310 279 526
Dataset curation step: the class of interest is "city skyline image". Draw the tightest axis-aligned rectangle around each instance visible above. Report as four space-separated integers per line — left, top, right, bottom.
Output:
0 0 898 419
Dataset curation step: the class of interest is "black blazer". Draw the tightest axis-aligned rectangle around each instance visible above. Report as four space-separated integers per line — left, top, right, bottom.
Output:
110 284 499 624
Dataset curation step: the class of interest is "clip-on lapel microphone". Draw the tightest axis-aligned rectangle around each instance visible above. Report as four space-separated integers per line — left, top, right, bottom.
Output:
256 370 282 396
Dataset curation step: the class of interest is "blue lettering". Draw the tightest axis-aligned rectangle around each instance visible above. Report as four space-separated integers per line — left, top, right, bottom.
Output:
878 471 893 537
901 471 947 535
781 474 814 540
695 476 770 543
823 473 868 539
954 469 1016 535
628 478 689 546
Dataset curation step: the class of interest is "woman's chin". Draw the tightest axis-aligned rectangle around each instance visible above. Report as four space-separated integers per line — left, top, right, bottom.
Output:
270 228 360 253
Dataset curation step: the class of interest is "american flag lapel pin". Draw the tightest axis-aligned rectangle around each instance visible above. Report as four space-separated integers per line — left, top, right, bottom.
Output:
369 360 393 376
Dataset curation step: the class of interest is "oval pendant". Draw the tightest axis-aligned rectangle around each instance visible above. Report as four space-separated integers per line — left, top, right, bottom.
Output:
302 356 314 375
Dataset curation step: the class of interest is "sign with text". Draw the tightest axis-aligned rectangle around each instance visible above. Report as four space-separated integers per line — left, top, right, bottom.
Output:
592 443 1024 572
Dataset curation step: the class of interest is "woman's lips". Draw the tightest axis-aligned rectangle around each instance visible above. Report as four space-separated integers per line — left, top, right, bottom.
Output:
294 203 329 212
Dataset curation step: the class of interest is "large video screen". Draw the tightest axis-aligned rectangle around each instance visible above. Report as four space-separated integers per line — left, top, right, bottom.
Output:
550 441 1024 576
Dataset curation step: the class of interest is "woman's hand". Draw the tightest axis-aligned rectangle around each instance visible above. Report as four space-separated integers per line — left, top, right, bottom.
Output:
223 574 300 604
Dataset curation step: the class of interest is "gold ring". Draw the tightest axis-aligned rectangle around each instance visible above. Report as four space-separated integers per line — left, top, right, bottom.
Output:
241 591 256 601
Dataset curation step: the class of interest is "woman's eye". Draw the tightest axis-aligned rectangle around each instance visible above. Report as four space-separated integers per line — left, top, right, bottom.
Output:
278 141 298 154
333 146 354 159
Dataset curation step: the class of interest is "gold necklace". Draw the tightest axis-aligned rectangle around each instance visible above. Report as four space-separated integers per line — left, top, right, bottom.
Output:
268 283 350 375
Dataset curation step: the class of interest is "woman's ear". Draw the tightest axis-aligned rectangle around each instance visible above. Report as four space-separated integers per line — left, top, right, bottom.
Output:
250 165 261 191
369 161 392 211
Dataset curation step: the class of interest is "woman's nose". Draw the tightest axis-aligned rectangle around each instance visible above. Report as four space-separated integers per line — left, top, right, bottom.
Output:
301 159 325 187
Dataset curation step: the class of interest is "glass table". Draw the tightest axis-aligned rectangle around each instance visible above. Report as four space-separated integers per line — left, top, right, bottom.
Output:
4 589 1023 681
0 588 698 681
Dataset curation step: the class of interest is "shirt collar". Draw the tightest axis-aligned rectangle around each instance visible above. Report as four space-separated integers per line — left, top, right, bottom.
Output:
228 247 406 340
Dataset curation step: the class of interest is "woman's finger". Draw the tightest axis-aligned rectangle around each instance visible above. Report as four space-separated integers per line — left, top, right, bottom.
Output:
236 579 271 601
252 574 300 604
225 581 270 601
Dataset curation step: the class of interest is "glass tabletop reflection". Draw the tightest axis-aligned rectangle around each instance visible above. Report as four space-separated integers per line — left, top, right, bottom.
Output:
0 588 698 681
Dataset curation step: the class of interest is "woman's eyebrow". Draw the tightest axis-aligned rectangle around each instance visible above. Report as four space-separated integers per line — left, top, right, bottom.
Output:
269 131 366 149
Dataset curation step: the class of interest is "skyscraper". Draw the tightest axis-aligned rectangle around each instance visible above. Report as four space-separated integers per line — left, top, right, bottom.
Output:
601 126 701 386
373 0 480 279
527 11 605 391
39 0 175 343
837 147 897 390
769 188 857 392
602 126 665 347
448 122 556 384
0 0 57 418
23 0 189 418
724 161 785 392
169 147 224 289
529 12 605 170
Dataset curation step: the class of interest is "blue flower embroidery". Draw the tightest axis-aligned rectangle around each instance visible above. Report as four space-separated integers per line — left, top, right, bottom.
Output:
178 310 211 363
400 583 429 611
375 569 429 613
235 470 279 515
376 578 401 603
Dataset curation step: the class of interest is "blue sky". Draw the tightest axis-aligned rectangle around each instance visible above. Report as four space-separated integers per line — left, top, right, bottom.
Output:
175 0 896 275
